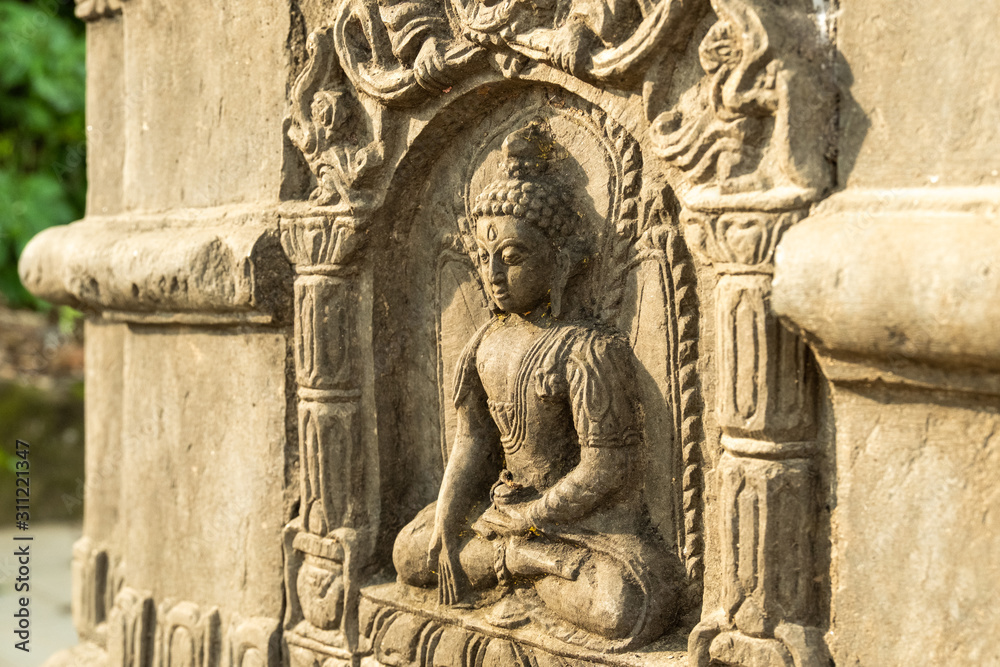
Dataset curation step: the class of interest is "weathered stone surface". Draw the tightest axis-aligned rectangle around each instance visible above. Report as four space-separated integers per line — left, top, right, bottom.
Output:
22 0 1000 665
823 389 1000 666
837 1 1000 190
120 0 292 211
19 208 290 321
118 327 289 614
84 15 125 215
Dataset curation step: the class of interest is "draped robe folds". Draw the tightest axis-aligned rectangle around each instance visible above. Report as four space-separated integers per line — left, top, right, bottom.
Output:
434 317 681 651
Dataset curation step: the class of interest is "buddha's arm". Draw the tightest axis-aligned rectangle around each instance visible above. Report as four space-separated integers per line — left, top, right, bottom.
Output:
432 400 498 605
526 446 633 527
434 401 498 533
522 331 639 527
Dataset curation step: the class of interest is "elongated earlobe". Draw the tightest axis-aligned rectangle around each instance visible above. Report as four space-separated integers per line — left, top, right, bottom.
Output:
550 252 572 318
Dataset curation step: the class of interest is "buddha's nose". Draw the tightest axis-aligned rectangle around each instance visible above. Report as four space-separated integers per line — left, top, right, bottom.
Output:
488 257 505 284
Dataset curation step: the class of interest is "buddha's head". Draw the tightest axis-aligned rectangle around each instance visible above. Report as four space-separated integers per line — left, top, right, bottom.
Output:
470 119 587 317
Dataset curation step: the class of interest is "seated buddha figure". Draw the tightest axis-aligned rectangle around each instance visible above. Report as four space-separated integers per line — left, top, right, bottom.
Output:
393 120 682 650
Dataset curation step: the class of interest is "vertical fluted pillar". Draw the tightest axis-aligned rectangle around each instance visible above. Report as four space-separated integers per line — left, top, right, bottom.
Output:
279 211 380 667
648 0 835 659
682 209 826 667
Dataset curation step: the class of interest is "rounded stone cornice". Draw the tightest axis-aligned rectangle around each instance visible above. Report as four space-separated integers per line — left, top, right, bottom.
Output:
17 205 291 323
773 187 1000 391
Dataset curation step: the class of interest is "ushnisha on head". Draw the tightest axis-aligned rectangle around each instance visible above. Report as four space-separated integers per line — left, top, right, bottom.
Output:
470 120 588 318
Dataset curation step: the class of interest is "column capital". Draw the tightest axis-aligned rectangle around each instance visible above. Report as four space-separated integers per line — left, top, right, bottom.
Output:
278 206 372 274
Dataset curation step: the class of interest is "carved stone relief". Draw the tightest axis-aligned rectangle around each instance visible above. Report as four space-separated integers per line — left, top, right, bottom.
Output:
29 0 1000 662
278 0 834 664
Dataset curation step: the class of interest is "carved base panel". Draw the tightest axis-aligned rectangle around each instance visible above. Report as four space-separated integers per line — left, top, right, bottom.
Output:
688 615 828 667
286 629 369 667
360 584 688 667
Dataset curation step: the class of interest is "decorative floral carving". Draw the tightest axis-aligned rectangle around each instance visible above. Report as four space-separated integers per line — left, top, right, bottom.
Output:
651 0 834 208
286 29 386 210
279 215 367 271
682 209 799 271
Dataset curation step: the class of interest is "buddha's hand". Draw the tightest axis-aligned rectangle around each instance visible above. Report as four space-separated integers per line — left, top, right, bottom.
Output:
482 501 537 537
427 523 464 605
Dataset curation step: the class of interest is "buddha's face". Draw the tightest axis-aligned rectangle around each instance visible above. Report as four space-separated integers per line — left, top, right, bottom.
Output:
475 215 557 315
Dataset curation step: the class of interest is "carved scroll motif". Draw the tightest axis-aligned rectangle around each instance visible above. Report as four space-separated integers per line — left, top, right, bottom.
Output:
327 0 704 108
286 29 387 210
651 0 834 209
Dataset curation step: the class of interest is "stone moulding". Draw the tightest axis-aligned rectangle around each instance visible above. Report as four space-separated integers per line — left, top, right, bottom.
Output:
75 0 128 22
773 186 1000 394
17 205 292 324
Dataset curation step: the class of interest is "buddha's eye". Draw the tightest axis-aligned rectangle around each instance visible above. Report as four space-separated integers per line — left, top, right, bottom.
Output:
478 250 489 264
501 248 523 265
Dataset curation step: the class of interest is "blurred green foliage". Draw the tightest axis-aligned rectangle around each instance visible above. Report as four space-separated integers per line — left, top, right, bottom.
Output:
0 0 86 309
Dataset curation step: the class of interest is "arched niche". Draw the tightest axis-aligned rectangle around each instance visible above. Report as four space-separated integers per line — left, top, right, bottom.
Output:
370 81 707 594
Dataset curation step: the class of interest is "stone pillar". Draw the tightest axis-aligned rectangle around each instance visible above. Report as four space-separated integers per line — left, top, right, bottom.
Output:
772 1 1000 664
649 0 834 663
19 0 298 664
681 209 823 666
279 210 380 667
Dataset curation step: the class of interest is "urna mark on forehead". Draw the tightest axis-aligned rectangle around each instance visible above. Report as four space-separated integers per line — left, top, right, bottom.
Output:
474 214 551 253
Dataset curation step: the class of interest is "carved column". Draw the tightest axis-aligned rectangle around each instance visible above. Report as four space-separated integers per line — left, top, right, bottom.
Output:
682 210 824 667
650 0 834 664
279 210 380 667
